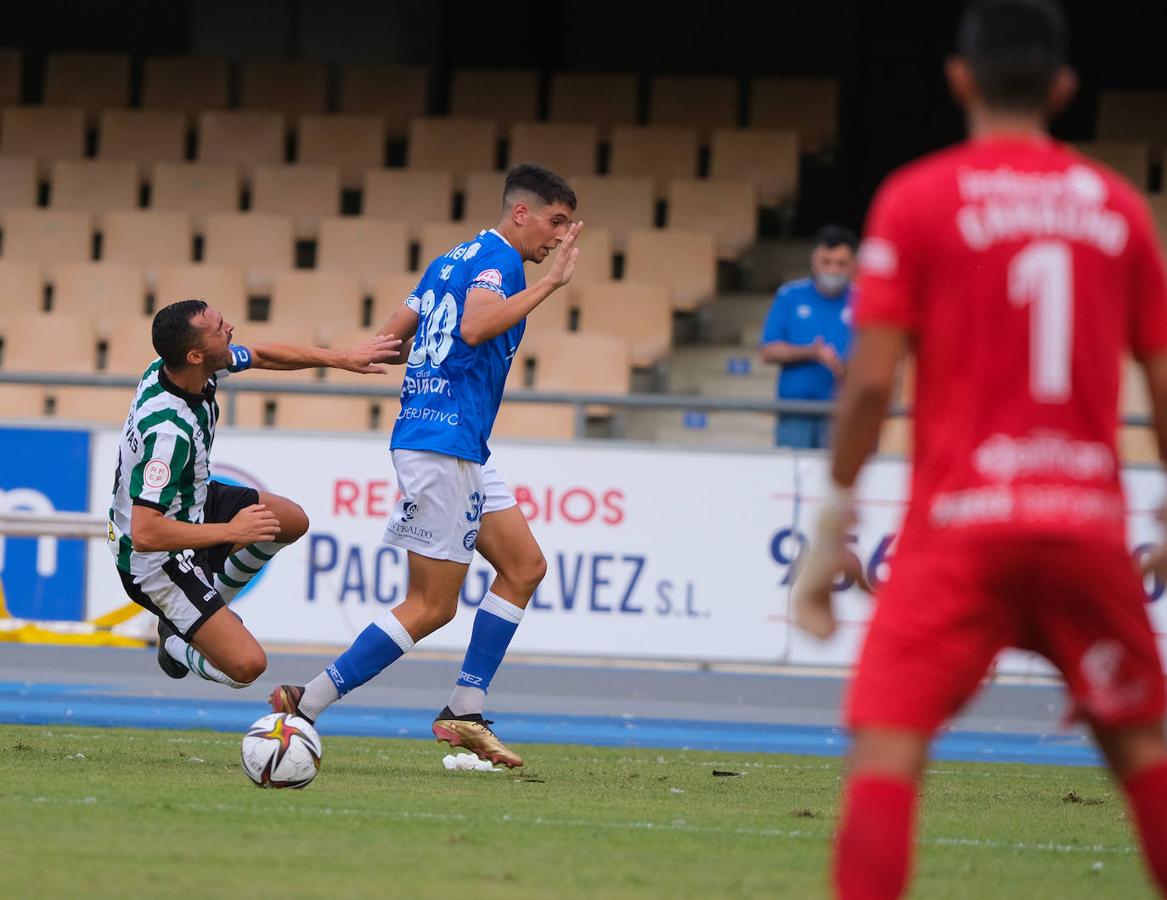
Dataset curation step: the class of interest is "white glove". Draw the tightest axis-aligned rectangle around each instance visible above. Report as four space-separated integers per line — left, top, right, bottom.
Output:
791 482 866 640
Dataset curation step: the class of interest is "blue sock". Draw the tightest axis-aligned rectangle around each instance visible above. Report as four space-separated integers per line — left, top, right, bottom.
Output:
326 611 414 697
454 592 524 702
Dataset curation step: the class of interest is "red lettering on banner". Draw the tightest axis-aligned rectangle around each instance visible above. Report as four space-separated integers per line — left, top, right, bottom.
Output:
560 488 596 524
511 484 625 526
601 489 625 525
334 480 359 515
367 480 390 517
333 479 401 517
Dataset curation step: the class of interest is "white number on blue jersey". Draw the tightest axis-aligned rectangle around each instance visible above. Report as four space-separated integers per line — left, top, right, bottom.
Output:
408 289 459 368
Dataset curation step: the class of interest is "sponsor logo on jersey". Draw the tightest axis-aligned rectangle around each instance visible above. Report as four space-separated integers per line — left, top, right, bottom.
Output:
473 268 503 287
402 375 452 397
143 459 171 489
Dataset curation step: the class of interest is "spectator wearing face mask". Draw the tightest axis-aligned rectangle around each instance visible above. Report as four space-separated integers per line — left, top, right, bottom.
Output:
759 224 858 449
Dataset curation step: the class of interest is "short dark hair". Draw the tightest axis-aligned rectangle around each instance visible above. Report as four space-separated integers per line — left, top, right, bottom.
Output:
813 224 858 252
957 0 1068 111
503 163 577 211
152 299 208 368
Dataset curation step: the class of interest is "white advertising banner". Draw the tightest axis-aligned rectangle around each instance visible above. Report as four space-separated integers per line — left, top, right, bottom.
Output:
85 429 1167 670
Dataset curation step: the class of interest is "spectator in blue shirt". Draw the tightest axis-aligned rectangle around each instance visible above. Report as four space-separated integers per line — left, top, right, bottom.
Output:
760 225 858 449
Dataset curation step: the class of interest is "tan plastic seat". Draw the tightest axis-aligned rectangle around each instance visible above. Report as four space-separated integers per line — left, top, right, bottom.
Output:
97 109 186 169
449 70 538 128
514 288 570 357
51 385 136 426
202 213 294 293
49 159 139 216
523 225 614 303
0 49 21 107
749 78 839 152
0 157 37 211
1122 356 1151 418
508 122 599 178
223 322 325 428
0 106 86 177
406 118 498 189
576 281 671 368
1097 91 1167 161
608 126 699 199
418 222 483 270
461 170 506 227
532 331 631 396
297 114 386 190
0 384 46 418
491 401 577 440
44 53 130 120
624 228 716 311
1120 426 1159 465
271 394 377 432
566 175 652 252
2 209 93 265
51 262 147 332
877 416 913 457
240 61 328 121
197 111 286 181
250 164 341 239
649 76 738 138
101 209 193 282
150 161 241 233
709 128 799 207
1073 141 1149 190
0 260 44 316
339 64 429 141
362 169 452 238
270 270 364 339
104 316 162 375
1150 194 1167 246
142 57 231 120
370 273 423 328
666 177 758 260
317 217 409 293
1 313 96 372
153 263 247 327
548 72 638 137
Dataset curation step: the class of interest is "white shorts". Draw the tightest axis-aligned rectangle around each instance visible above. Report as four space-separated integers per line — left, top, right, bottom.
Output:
383 450 517 563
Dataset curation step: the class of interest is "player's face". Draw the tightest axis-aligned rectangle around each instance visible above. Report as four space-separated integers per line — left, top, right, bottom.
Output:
190 308 234 370
526 202 575 263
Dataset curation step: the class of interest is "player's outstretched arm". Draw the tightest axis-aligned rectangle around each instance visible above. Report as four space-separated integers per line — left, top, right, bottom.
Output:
375 305 420 366
248 334 402 374
461 221 584 346
131 504 279 552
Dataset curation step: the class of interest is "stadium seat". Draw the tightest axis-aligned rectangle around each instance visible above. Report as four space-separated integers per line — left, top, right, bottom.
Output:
449 69 539 128
51 262 147 332
608 126 699 199
197 111 286 180
523 225 614 302
548 71 639 137
362 168 453 238
339 64 429 141
461 170 505 226
240 60 329 122
0 259 43 316
49 159 139 215
1149 194 1167 245
666 177 758 260
1097 90 1167 160
103 316 160 375
406 118 498 189
1121 356 1151 418
567 175 653 252
749 77 839 152
142 56 231 120
44 53 130 120
649 76 738 137
97 109 187 169
624 228 716 311
491 400 577 439
418 222 483 269
1 313 96 373
507 122 599 178
514 286 570 355
370 272 422 328
532 331 631 396
270 394 378 432
876 416 912 457
0 157 37 211
100 209 193 284
149 161 241 233
1119 425 1159 465
317 216 409 293
270 270 363 339
709 128 799 207
202 213 294 294
223 321 325 429
0 49 21 107
576 281 671 368
153 263 247 326
322 326 406 395
1073 141 1149 190
0 384 45 418
2 208 92 265
50 385 135 426
250 164 341 239
297 114 386 190
0 106 85 177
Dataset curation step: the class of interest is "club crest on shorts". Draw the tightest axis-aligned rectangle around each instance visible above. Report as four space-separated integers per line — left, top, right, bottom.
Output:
463 529 479 551
401 500 418 521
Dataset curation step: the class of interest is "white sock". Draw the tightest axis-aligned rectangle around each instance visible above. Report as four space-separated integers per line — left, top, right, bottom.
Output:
165 635 245 689
215 541 287 602
298 672 340 722
448 685 486 716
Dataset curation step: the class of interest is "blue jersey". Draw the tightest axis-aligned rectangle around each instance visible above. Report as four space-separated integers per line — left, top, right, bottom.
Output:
760 277 854 401
391 229 526 464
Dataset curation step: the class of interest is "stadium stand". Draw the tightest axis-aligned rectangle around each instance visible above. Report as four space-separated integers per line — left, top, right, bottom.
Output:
576 281 672 369
665 177 758 260
44 52 130 121
0 106 86 177
240 60 329 122
507 122 599 178
460 171 506 227
624 228 717 311
0 49 21 107
748 77 839 152
316 216 410 293
202 212 294 294
297 114 387 189
269 270 364 339
1074 140 1149 190
0 157 37 211
249 163 341 240
149 162 241 232
362 169 453 238
51 262 147 331
97 109 187 170
2 208 93 265
100 209 194 283
608 125 700 198
406 118 498 189
709 128 799 207
548 71 639 137
339 64 429 141
153 263 248 325
566 175 653 252
49 159 139 216
141 56 231 120
197 110 286 180
649 75 738 137
0 259 43 315
449 69 539 128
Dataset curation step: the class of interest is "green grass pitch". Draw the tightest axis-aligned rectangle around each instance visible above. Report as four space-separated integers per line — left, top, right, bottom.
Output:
0 724 1157 898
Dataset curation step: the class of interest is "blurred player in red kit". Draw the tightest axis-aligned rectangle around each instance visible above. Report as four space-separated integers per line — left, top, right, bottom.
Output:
793 1 1167 897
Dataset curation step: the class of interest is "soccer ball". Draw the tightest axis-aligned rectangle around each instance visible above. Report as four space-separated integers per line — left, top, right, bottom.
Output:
241 713 323 788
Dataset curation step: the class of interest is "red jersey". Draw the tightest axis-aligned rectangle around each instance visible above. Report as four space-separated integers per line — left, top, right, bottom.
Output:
855 135 1167 550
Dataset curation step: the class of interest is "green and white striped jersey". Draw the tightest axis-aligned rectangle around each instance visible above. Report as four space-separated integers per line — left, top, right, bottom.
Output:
107 348 252 576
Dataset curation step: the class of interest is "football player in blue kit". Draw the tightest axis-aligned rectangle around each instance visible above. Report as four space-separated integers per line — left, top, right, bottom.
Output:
272 164 581 767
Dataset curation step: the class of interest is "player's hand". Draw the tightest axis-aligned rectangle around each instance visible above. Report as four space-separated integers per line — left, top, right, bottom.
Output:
547 221 583 287
333 333 403 374
791 486 859 640
1140 503 1167 580
227 504 281 545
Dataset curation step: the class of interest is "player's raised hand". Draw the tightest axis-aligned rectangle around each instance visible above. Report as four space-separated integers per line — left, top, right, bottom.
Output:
791 487 860 640
548 221 584 287
333 333 404 373
227 504 281 545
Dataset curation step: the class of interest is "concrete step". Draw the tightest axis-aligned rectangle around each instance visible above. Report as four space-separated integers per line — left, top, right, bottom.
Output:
702 292 774 344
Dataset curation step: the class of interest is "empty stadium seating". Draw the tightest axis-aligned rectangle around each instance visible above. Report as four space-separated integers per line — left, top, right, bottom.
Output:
624 228 716 311
449 70 539 128
339 64 429 141
98 109 187 169
507 122 599 178
492 400 578 439
2 208 93 265
202 213 294 293
649 76 738 137
153 263 248 326
44 53 130 120
567 175 653 251
0 259 43 316
749 77 839 152
0 106 86 177
0 50 21 107
1073 141 1149 189
362 169 453 237
370 273 423 327
197 111 286 179
316 217 410 292
548 72 639 136
0 157 37 211
406 118 498 188
297 115 386 189
1097 91 1167 160
100 209 194 282
49 159 139 215
269 270 364 338
141 56 231 119
461 171 505 226
250 164 341 239
240 60 329 121
666 177 758 260
149 162 241 232
418 221 481 268
709 128 799 207
608 126 699 198
51 262 147 332
576 281 672 368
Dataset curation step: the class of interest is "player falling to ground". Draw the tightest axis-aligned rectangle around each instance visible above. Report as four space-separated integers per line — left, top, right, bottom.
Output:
109 300 399 688
271 164 581 768
792 1 1167 897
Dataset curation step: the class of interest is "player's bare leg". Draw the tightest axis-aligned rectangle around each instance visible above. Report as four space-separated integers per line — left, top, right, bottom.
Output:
215 491 308 601
835 727 930 900
186 607 267 686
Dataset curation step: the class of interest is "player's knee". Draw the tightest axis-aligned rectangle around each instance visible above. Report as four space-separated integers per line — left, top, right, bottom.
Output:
520 552 548 592
226 648 267 685
430 603 458 630
280 502 309 542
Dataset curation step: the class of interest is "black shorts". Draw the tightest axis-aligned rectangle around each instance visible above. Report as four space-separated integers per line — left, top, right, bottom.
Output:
118 482 260 640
